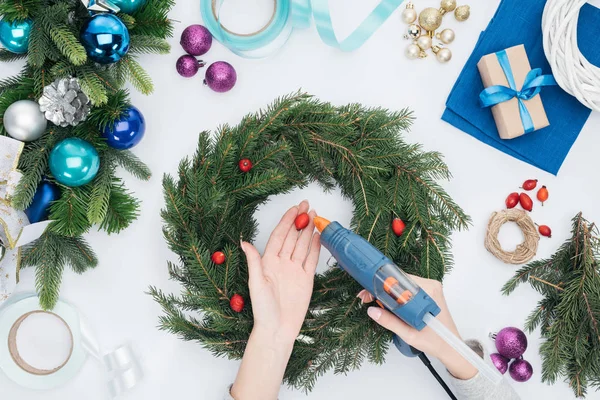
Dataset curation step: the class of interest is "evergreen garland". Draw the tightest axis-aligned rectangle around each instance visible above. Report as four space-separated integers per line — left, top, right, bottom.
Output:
503 213 600 398
151 93 470 391
0 0 174 309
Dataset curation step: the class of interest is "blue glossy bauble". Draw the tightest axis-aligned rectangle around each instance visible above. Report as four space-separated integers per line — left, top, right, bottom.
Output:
111 0 146 14
0 18 32 54
102 106 145 149
49 138 100 187
25 181 61 223
80 14 129 64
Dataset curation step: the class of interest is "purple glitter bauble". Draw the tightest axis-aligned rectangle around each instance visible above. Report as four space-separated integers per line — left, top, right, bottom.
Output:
180 24 212 56
509 358 533 382
490 353 510 374
204 61 237 93
176 55 202 78
495 327 528 359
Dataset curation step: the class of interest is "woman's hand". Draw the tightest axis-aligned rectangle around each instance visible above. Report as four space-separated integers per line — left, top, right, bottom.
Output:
231 201 321 400
361 275 478 380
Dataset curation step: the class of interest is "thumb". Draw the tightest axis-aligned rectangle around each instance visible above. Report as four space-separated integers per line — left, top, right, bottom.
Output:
367 306 417 344
241 241 263 283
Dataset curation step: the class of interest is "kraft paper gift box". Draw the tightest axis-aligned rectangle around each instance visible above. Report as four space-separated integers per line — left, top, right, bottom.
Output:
477 44 549 140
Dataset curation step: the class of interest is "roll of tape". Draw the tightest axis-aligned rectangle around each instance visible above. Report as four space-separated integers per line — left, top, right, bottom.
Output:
0 295 87 390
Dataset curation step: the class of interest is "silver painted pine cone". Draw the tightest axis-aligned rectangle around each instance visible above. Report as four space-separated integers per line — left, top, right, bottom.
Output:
38 77 90 127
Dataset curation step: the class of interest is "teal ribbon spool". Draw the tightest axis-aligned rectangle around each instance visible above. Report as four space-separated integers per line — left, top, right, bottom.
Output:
200 0 404 58
479 50 557 134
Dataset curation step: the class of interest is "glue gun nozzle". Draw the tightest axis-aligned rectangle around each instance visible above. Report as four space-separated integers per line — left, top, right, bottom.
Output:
314 216 331 233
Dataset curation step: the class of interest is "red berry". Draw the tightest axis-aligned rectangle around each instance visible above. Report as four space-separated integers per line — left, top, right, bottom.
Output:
519 193 533 212
230 294 244 313
505 192 519 209
392 218 406 236
521 179 538 191
538 225 552 238
238 158 252 173
211 251 226 265
537 186 549 205
295 212 310 230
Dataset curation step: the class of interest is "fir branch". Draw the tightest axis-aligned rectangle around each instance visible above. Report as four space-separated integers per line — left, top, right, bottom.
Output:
87 152 115 224
99 183 140 234
109 148 152 180
129 34 171 54
120 55 154 94
48 24 87 66
0 49 27 62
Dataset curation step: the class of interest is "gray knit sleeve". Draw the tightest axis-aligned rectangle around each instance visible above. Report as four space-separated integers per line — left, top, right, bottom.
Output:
446 339 520 400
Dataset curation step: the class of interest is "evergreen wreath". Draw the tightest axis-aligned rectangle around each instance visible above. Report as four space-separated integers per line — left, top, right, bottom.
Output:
151 93 470 391
0 0 174 309
503 213 600 398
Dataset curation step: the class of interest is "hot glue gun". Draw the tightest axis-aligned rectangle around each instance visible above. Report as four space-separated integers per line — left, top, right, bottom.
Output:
313 217 502 390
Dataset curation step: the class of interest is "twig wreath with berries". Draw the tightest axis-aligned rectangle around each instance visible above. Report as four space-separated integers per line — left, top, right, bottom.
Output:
151 93 470 391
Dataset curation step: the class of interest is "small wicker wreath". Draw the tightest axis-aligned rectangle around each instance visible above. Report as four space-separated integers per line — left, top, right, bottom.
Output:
485 209 540 265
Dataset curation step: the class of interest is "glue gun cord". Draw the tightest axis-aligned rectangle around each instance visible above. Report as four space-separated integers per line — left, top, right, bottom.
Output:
418 353 457 400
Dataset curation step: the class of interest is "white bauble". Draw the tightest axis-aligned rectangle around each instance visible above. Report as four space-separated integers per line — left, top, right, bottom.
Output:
4 100 47 142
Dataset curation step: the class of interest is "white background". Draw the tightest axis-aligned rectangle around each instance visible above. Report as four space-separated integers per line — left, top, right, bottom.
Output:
2 0 600 399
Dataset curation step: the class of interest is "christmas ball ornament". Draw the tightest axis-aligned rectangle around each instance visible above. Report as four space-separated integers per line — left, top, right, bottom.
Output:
490 353 510 375
102 106 145 149
110 0 146 14
417 35 432 51
406 24 422 40
401 2 417 24
405 44 421 60
204 61 237 93
180 24 212 56
230 294 244 313
211 251 226 265
505 192 519 209
437 28 455 44
0 18 32 54
493 327 528 359
440 0 457 12
455 5 471 21
392 218 406 236
509 358 533 382
38 77 90 127
238 158 252 173
295 213 310 230
4 100 47 142
176 55 205 78
519 193 533 212
80 14 130 64
418 7 443 32
521 179 538 191
25 181 61 223
537 186 548 204
49 138 100 187
538 225 552 238
433 46 452 63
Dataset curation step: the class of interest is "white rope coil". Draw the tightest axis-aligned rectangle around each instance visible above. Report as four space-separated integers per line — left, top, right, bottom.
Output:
542 0 600 112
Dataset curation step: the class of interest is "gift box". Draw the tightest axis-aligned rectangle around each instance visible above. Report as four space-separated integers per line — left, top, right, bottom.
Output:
477 44 550 140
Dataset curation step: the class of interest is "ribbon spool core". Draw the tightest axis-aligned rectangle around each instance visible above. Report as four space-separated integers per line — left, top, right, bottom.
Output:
8 311 73 376
212 0 277 36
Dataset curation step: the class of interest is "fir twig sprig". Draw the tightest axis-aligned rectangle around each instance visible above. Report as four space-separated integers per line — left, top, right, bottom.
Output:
503 213 600 398
152 93 470 391
0 0 173 309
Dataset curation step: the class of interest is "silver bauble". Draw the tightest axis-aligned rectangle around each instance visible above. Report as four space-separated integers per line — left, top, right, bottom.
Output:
4 100 47 142
406 24 422 39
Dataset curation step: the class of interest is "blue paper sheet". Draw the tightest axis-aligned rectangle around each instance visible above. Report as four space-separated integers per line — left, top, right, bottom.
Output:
442 0 600 175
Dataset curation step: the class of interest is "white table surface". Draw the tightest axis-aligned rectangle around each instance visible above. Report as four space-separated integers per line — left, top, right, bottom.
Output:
3 0 600 399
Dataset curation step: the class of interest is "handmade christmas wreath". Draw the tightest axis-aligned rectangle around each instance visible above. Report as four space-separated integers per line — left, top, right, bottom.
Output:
151 93 470 391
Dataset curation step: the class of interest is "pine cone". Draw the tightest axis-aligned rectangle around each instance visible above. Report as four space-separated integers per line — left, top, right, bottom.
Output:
38 77 91 127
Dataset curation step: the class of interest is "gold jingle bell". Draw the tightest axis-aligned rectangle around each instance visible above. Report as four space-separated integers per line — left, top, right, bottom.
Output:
419 7 443 32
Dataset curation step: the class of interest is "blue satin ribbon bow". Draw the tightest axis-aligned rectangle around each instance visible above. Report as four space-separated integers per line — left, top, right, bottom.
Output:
479 50 556 134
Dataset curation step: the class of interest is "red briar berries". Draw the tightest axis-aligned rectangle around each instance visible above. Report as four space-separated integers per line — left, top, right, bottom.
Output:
230 294 244 313
537 186 549 205
295 213 310 230
521 179 538 191
519 193 533 212
538 225 552 238
392 218 406 236
505 193 519 209
238 158 253 172
211 251 226 265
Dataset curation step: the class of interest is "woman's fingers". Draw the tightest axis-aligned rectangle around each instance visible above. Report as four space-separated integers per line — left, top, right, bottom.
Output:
264 205 299 255
279 201 309 258
367 307 417 344
241 241 263 285
303 233 321 275
292 210 317 262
